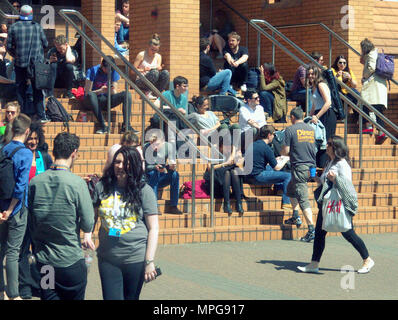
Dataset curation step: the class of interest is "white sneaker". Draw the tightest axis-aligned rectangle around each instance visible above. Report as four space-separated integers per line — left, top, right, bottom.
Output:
240 84 247 92
358 258 375 274
297 265 320 274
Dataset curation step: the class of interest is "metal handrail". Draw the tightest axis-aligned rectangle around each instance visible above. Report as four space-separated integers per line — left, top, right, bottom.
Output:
275 21 398 86
0 0 19 17
58 9 224 227
250 19 398 162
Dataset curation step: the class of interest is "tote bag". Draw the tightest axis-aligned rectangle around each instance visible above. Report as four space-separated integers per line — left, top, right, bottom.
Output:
322 187 352 232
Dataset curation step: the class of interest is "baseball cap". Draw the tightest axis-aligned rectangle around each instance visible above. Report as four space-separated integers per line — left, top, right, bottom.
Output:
19 5 33 21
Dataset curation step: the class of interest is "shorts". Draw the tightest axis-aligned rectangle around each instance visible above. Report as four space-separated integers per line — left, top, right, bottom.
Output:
286 164 312 211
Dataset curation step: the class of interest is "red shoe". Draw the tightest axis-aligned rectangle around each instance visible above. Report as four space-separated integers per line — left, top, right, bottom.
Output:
362 127 373 134
376 133 387 144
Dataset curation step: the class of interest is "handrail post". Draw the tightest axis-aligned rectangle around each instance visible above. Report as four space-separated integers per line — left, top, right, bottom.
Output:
328 33 332 68
125 65 129 131
191 161 196 228
210 163 215 228
65 21 69 43
305 87 310 116
272 30 275 65
359 103 363 168
82 23 86 73
107 66 111 133
344 100 348 145
141 99 145 149
257 31 261 67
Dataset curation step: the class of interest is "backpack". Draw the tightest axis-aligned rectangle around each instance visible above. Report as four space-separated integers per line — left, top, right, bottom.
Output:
46 96 72 131
322 69 346 120
85 174 100 199
247 68 260 89
0 146 25 200
376 50 395 81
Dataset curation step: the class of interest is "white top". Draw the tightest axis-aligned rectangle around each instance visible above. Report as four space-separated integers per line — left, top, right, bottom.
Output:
320 158 352 184
239 104 267 132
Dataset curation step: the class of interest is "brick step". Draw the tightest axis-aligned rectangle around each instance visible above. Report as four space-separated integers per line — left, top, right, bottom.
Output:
152 193 398 213
156 206 398 230
350 156 398 168
153 219 398 245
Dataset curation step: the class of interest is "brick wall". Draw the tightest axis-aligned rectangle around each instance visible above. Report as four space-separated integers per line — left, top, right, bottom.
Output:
130 0 200 97
81 0 115 68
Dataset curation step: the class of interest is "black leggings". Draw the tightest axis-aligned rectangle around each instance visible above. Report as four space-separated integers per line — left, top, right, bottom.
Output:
223 169 242 202
311 204 369 262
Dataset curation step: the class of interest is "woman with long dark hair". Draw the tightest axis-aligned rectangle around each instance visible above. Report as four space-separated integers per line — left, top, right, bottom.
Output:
306 63 336 168
297 135 374 274
92 146 159 300
258 62 287 123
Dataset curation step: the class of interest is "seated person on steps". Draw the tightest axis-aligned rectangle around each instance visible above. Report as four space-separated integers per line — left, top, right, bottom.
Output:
83 56 137 134
244 124 291 210
133 33 169 99
223 32 249 92
114 18 129 57
199 37 236 96
144 133 181 214
47 34 78 99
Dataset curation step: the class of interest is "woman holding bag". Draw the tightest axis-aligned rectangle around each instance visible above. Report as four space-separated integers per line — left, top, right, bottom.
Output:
297 136 375 274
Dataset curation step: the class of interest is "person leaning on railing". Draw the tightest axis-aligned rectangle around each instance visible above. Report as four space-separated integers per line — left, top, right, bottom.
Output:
359 38 388 144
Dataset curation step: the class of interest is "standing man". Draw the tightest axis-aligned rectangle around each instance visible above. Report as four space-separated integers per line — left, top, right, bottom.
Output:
223 32 249 92
47 34 78 99
6 5 49 122
0 114 32 301
281 107 317 242
28 132 95 300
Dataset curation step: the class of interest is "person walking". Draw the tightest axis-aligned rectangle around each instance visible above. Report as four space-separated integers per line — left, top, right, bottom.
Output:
92 146 159 300
297 135 375 274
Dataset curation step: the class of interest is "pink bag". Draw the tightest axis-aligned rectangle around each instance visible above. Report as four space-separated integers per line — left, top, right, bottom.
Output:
181 179 210 199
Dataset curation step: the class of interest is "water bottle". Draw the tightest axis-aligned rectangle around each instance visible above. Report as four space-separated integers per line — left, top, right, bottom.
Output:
84 249 93 271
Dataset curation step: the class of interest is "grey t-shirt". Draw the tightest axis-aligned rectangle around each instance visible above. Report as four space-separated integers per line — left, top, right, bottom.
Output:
187 111 219 130
92 182 158 264
283 122 317 167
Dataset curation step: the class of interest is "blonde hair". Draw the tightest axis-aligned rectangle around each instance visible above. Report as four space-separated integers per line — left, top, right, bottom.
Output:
149 33 160 46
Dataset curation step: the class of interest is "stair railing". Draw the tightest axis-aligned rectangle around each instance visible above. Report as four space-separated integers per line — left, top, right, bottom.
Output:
220 1 398 167
58 9 224 227
274 22 398 86
0 0 19 16
250 19 398 167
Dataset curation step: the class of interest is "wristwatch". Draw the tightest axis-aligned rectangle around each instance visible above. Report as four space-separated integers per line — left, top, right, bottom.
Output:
145 260 154 265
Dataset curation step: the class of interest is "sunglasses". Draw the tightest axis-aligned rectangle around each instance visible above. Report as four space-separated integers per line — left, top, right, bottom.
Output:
251 96 260 100
338 61 347 65
6 111 16 115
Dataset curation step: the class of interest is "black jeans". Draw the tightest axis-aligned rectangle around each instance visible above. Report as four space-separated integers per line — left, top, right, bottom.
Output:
316 109 337 168
83 91 132 129
36 259 87 300
311 202 369 262
50 62 74 93
98 257 145 300
14 66 46 119
362 104 385 130
225 62 249 87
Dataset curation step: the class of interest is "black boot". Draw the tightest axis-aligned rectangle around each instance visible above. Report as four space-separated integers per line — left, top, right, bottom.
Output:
236 201 244 214
223 201 232 214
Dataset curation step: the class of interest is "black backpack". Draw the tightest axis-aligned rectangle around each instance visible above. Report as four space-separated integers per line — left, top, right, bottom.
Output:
46 96 72 131
322 69 346 120
0 146 25 200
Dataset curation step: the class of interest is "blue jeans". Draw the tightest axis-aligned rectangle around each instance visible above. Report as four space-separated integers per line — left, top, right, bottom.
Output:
259 90 274 116
206 69 236 95
98 257 145 300
0 207 28 298
254 166 291 204
117 24 129 43
146 169 180 206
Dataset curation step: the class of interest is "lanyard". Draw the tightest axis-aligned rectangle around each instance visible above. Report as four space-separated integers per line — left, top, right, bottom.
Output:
50 164 70 171
113 191 120 219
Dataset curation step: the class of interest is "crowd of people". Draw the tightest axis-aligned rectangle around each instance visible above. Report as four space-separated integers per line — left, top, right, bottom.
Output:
0 1 384 301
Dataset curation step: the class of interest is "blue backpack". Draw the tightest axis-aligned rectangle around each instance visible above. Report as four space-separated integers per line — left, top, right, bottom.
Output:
376 51 394 80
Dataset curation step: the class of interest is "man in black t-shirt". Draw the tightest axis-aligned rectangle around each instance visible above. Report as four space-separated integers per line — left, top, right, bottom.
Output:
47 35 78 98
223 32 249 92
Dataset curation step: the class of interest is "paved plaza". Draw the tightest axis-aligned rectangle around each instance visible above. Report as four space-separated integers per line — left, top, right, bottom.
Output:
83 233 398 300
